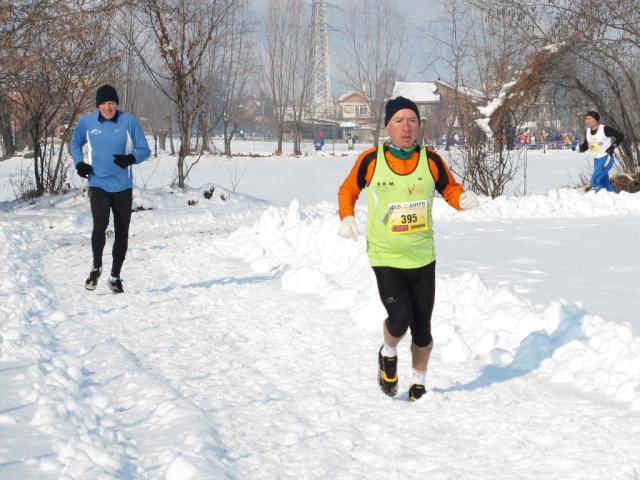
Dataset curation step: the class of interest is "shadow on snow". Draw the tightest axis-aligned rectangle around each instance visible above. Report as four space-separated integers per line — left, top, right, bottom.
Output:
433 303 587 393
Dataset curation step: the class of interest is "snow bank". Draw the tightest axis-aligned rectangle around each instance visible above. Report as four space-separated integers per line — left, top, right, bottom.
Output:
0 222 129 477
0 220 233 478
219 201 640 409
434 187 640 220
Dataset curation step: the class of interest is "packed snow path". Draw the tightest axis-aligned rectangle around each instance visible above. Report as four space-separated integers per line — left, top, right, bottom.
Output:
2 192 640 478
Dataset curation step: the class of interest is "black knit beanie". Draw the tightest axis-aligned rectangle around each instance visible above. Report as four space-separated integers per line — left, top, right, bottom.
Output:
96 85 119 107
585 111 600 123
385 96 420 125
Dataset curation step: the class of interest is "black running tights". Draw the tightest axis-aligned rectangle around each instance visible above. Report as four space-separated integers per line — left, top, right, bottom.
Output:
372 261 436 347
89 187 132 277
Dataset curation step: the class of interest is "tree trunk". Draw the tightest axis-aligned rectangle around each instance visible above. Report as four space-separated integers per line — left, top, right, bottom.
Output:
168 117 176 156
178 130 190 188
159 131 167 150
0 111 15 157
50 127 70 193
276 124 284 155
293 127 302 156
201 113 210 153
193 132 200 152
29 122 45 195
224 134 232 157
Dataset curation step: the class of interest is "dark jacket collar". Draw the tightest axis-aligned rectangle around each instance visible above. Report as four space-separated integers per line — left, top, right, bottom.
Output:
98 110 120 123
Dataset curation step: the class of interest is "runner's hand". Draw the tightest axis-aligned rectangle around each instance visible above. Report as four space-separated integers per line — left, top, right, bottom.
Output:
338 216 359 240
76 162 92 179
113 154 136 169
460 191 479 210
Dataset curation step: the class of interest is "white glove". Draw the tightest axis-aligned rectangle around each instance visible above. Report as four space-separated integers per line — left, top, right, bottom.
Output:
338 215 359 240
459 191 479 210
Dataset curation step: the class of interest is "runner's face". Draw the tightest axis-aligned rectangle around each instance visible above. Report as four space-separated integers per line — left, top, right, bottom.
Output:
386 109 419 148
98 101 118 120
584 116 598 129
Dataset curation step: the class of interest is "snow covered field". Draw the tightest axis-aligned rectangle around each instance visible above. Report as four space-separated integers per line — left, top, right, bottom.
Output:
1 143 640 479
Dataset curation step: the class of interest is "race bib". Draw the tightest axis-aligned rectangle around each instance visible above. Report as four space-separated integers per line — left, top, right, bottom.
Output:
384 200 428 234
589 142 601 152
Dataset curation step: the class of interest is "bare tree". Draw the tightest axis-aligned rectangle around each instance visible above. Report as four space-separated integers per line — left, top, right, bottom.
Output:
109 4 149 116
260 0 300 155
443 1 550 197
285 1 315 156
426 0 476 150
0 92 14 157
137 79 171 157
471 0 640 173
209 0 254 157
341 0 406 145
0 1 114 195
129 0 234 188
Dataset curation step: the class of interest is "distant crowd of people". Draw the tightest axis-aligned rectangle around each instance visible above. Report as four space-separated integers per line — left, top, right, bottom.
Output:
514 131 580 149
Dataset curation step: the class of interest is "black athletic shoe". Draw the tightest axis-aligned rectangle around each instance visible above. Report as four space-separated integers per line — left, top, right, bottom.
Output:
408 384 426 401
378 347 398 397
108 277 124 294
84 267 102 291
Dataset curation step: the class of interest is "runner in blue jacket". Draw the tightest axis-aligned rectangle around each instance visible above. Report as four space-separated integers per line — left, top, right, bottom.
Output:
71 84 150 293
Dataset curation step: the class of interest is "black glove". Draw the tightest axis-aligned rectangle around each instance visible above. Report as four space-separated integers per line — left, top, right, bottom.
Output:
605 143 616 155
113 154 136 169
76 162 93 179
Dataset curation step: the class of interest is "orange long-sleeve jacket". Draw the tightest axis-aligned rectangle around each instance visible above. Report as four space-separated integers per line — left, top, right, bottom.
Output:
338 145 465 219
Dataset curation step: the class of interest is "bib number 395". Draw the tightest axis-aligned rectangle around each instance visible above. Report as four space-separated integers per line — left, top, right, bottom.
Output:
401 213 419 224
386 201 428 234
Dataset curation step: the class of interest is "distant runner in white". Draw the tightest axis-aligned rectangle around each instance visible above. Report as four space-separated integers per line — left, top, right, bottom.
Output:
579 110 625 193
337 96 479 400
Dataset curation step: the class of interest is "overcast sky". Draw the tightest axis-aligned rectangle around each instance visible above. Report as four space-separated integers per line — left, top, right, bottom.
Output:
250 0 447 95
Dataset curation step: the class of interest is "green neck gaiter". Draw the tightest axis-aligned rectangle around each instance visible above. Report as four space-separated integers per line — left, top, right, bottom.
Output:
386 142 418 159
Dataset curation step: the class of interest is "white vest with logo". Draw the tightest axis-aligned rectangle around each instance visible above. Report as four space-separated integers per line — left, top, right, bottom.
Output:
586 125 612 160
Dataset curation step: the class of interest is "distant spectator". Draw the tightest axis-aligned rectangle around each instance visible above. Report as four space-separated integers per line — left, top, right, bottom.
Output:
314 136 325 151
345 134 355 151
571 137 579 151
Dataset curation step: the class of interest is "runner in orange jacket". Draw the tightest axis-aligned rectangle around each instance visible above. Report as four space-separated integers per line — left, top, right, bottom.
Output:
338 144 465 219
337 96 479 400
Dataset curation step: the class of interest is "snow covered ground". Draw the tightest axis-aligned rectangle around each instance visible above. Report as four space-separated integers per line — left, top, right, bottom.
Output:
1 143 640 479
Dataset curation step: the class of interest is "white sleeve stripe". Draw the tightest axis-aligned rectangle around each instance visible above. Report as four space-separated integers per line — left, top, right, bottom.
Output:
126 131 134 156
85 131 92 165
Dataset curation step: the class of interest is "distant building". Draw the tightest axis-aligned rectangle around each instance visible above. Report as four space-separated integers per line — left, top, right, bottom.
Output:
336 90 377 142
433 79 484 142
392 81 440 118
392 81 445 145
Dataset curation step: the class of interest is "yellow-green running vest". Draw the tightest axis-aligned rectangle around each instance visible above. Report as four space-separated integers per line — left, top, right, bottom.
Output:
366 146 436 268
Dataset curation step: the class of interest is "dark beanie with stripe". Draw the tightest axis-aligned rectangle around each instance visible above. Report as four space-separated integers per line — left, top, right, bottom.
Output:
385 96 420 126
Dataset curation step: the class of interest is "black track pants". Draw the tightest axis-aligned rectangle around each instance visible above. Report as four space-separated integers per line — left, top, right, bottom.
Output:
89 187 132 277
373 261 436 347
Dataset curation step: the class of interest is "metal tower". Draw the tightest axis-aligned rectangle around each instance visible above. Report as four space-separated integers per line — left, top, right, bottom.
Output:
310 0 331 119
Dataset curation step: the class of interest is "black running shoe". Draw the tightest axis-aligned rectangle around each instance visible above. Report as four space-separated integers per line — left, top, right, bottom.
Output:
408 384 426 401
378 346 398 397
108 276 124 294
84 267 102 291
